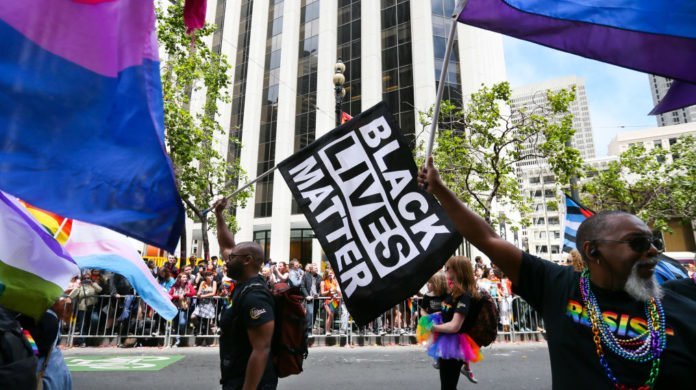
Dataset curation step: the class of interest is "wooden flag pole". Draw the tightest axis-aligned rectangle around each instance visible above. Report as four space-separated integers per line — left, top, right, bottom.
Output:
425 0 468 158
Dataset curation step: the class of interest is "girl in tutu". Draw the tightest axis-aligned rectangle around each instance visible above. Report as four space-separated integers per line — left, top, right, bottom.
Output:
417 256 483 389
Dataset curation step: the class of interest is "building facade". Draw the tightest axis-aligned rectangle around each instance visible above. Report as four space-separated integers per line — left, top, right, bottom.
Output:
510 76 596 263
186 0 506 264
649 75 696 127
607 121 696 157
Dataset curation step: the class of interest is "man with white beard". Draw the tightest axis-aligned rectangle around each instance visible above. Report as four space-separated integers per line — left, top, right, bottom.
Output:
418 157 696 389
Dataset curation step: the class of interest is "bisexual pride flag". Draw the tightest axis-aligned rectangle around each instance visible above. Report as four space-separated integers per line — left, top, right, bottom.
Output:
0 1 184 252
457 0 696 114
0 192 80 319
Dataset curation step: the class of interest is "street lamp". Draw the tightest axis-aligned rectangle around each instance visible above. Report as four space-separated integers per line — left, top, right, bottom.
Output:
333 58 346 127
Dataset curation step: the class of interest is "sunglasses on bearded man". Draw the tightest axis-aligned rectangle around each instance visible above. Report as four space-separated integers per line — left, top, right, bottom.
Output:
593 235 664 253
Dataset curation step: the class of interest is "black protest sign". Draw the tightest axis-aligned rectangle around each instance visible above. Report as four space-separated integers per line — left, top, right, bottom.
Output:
278 103 462 326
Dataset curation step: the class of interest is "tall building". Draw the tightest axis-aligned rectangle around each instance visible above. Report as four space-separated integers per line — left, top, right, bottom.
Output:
649 75 696 127
510 76 595 262
186 0 506 264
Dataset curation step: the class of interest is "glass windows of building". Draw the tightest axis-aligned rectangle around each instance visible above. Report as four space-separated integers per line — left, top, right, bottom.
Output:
292 0 321 215
228 0 254 166
381 0 415 145
289 229 315 264
254 230 271 262
337 0 362 118
294 0 321 154
212 0 227 54
255 1 284 218
431 0 462 128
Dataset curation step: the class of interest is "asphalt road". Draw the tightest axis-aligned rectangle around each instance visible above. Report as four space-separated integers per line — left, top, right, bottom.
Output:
67 343 551 390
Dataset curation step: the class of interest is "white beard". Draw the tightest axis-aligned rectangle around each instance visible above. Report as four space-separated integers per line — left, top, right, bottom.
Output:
624 261 663 301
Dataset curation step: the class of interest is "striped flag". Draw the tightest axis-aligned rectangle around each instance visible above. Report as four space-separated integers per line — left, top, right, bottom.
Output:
562 195 594 253
456 0 696 114
0 192 80 319
64 220 178 321
0 0 184 252
20 201 73 245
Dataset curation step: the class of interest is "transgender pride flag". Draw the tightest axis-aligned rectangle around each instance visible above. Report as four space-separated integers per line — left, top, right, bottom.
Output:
0 1 184 252
65 221 177 321
0 192 80 319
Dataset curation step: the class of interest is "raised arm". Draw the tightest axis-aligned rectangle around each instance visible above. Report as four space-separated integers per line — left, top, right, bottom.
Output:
418 156 523 285
214 198 236 258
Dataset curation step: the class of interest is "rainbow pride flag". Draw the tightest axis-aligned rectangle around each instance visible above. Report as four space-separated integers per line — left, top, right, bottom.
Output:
0 192 80 319
0 0 184 252
20 201 73 246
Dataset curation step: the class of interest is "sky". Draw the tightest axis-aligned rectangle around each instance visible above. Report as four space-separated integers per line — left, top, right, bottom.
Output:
502 36 657 157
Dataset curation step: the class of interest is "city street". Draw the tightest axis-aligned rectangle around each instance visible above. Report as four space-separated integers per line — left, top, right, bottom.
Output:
67 342 551 389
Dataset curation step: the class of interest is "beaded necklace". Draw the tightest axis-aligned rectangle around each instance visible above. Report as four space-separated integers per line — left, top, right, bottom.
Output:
579 270 666 389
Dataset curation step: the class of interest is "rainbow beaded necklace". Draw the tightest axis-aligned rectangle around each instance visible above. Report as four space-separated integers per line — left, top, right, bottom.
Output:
579 270 666 390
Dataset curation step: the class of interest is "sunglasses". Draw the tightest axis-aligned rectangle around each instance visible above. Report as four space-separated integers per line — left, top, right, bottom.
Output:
594 235 664 253
228 253 250 261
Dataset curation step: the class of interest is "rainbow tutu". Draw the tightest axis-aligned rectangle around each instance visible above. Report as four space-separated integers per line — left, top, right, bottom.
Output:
416 313 483 363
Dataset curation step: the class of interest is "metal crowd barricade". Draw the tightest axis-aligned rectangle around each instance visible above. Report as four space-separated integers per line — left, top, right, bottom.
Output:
59 293 545 347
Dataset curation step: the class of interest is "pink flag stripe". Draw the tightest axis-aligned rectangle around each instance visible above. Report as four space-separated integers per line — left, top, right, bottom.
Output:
0 0 158 77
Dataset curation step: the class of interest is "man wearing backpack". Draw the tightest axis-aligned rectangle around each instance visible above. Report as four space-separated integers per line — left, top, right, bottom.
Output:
214 198 277 390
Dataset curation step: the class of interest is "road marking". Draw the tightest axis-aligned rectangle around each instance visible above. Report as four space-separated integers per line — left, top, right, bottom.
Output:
65 356 184 372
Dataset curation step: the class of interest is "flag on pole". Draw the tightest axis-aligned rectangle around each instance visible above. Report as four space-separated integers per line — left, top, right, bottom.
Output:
0 0 184 252
64 220 178 321
562 195 594 253
456 0 696 114
0 192 80 319
278 103 462 326
341 112 353 125
562 194 687 283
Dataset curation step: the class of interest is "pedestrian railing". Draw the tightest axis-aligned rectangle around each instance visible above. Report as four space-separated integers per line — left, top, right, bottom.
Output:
60 294 545 347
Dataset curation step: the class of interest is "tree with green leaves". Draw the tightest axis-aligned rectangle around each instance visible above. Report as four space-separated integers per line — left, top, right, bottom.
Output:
581 135 696 233
418 82 583 230
158 2 250 262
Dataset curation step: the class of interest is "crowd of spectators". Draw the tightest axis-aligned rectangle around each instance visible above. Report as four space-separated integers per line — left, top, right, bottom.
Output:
60 253 551 347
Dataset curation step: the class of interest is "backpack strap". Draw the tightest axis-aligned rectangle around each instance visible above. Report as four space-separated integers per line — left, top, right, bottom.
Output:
232 282 272 317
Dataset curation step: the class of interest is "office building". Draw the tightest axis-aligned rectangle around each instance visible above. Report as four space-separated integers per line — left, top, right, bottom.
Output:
184 0 507 264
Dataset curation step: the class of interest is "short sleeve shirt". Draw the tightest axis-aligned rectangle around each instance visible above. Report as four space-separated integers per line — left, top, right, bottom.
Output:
513 252 696 389
441 293 472 333
219 275 275 383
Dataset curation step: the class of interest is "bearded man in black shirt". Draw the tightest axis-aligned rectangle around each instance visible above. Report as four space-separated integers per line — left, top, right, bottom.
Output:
214 198 277 390
418 157 696 389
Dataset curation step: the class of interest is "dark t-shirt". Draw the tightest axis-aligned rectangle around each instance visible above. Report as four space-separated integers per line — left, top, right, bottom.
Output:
219 275 276 385
421 294 447 314
514 252 696 389
663 278 696 301
441 292 480 333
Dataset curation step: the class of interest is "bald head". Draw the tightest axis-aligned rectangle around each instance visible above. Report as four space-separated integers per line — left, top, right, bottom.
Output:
576 211 640 262
234 241 264 269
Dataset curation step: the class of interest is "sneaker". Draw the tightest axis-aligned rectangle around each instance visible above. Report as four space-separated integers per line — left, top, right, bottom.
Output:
433 362 440 370
461 363 478 384
173 339 180 348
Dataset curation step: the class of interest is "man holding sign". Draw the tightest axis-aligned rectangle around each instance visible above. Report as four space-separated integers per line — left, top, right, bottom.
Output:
278 103 462 326
418 156 696 388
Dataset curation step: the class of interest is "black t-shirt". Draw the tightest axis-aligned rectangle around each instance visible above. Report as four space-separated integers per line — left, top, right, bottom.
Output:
421 294 447 314
514 252 696 389
441 292 480 333
219 275 276 384
663 278 696 301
